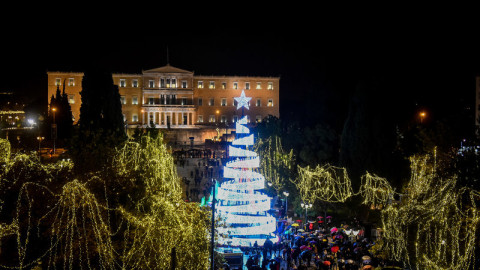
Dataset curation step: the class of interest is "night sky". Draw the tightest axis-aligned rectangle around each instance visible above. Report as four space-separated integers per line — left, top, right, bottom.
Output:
2 27 479 136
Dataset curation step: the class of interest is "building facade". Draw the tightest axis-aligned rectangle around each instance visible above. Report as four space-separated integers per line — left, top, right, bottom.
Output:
47 65 280 142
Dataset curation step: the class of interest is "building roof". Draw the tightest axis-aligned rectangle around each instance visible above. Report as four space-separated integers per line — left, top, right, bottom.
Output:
143 64 193 74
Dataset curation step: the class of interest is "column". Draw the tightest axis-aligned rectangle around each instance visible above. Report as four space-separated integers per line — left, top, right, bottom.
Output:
142 111 145 125
153 111 156 125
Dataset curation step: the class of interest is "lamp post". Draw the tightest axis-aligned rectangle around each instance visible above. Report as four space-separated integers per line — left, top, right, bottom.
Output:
419 111 426 123
210 179 216 270
283 191 289 218
37 136 44 152
300 202 313 225
51 107 57 154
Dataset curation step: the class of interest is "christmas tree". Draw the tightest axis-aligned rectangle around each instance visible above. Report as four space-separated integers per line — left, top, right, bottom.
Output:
216 90 277 247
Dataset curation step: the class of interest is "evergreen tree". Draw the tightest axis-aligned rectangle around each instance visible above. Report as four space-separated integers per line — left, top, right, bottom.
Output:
69 67 126 173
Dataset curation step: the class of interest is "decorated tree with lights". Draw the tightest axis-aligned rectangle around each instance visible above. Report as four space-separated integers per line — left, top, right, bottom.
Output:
215 90 277 247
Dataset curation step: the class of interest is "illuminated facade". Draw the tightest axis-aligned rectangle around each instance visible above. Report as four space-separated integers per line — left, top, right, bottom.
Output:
47 65 280 141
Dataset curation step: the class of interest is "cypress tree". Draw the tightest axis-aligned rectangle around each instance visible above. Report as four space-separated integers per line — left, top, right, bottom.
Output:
70 67 126 173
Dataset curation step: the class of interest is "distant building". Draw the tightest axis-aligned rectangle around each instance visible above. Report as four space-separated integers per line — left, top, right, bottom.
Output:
47 65 280 144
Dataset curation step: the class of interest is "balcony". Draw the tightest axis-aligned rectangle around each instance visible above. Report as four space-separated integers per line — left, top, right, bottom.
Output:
144 98 194 107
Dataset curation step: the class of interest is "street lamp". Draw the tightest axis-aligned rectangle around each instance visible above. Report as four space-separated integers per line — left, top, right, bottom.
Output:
37 136 44 152
300 202 313 224
51 107 57 154
419 111 426 123
283 191 289 218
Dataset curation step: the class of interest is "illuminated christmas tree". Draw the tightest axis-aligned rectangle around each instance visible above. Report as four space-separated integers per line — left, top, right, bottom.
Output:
215 90 277 247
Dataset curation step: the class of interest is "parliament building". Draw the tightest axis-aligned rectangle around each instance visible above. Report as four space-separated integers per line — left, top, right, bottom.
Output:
47 65 280 144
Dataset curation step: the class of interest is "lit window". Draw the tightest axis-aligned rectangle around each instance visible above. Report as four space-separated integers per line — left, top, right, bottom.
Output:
182 81 187 88
256 98 261 107
256 82 262 89
221 98 227 106
209 81 215 89
132 114 138 122
198 97 203 106
68 78 75 86
268 82 274 90
198 115 203 123
68 95 75 104
267 99 274 107
120 96 126 104
132 96 138 105
246 82 250 90
198 81 204 88
233 82 238 89
171 78 176 88
209 98 214 106
256 115 262 122
209 115 215 123
55 78 61 86
222 82 227 89
166 79 171 88
221 115 227 123
149 80 155 88
132 79 138 87
119 79 126 87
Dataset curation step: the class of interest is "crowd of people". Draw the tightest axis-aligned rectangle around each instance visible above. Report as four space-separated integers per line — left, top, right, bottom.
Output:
238 219 404 270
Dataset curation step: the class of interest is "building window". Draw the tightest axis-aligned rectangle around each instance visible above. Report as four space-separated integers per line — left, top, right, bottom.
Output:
198 97 203 106
209 98 214 106
221 115 227 123
267 99 274 107
148 98 154 104
246 82 250 90
198 115 203 123
233 98 237 107
209 115 215 123
256 98 261 107
132 96 138 105
198 81 204 89
256 82 262 89
209 81 215 89
132 114 138 122
171 78 176 88
160 78 165 88
120 79 126 87
149 80 155 88
132 79 138 87
222 82 227 89
181 97 187 105
221 98 227 106
68 78 75 86
55 78 61 86
268 82 274 90
233 82 238 90
256 115 262 123
120 96 126 104
68 94 75 104
233 115 238 123
182 80 187 88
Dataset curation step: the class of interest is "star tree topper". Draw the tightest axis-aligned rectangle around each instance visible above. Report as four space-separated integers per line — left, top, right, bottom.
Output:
234 90 252 110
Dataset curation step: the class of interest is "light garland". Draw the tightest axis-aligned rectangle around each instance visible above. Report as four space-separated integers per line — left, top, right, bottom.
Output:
253 135 294 192
215 91 277 247
0 135 211 270
295 164 353 203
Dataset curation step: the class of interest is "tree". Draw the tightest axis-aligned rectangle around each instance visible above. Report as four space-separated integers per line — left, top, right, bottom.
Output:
69 67 126 173
340 76 407 190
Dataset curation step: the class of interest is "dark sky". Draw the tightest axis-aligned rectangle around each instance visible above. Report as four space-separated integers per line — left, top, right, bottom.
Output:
2 27 479 133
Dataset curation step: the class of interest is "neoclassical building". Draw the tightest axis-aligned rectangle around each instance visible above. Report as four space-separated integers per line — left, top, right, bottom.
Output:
47 65 280 143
